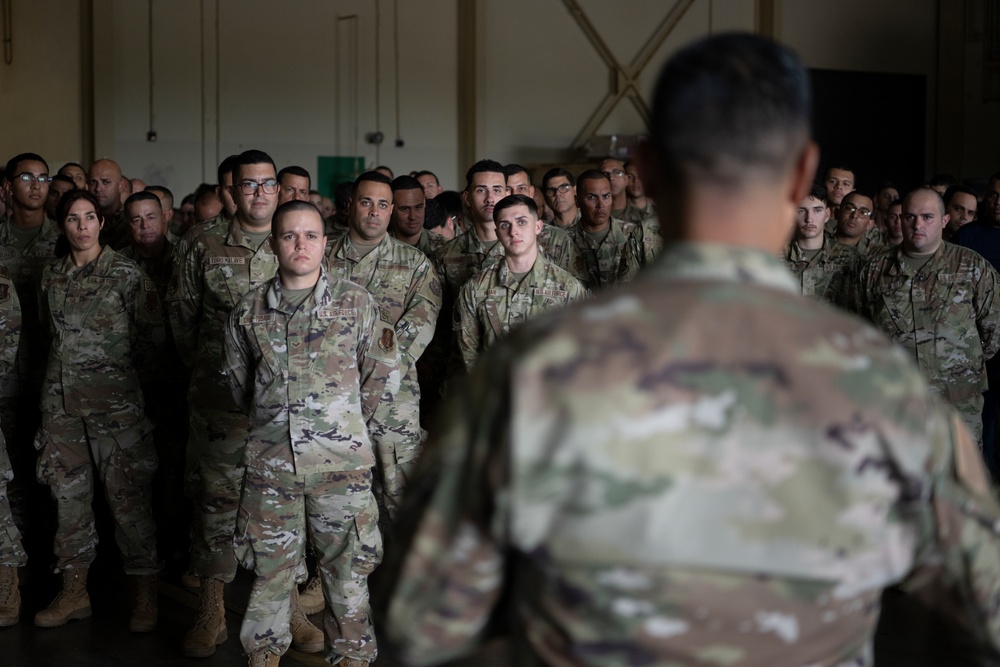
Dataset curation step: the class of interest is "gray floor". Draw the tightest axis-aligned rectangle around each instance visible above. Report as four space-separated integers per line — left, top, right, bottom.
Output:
0 559 509 667
0 539 992 666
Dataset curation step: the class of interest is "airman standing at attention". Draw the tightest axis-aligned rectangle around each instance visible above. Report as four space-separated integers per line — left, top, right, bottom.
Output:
856 187 1000 446
166 149 280 658
226 201 399 667
455 194 586 370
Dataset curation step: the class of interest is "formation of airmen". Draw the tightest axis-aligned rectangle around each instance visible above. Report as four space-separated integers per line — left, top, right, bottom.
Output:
2 30 1000 667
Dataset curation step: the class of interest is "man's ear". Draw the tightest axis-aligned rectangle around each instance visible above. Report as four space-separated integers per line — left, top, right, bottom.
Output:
789 141 820 205
634 141 659 204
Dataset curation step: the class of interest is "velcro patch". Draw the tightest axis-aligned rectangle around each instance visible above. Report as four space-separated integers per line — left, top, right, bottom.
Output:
208 256 246 265
88 277 119 286
379 327 395 352
484 289 500 297
143 279 157 292
317 308 355 319
534 288 567 297
383 264 409 271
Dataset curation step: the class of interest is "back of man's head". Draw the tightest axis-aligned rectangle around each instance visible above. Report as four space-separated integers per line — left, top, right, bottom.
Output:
649 33 811 189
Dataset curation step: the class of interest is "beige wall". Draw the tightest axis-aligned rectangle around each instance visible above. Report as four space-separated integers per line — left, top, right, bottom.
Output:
0 0 84 172
3 0 994 198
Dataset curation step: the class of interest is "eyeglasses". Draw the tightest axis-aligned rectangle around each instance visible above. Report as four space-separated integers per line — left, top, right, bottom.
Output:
841 203 873 220
14 173 51 185
237 180 279 195
602 169 625 179
544 183 572 196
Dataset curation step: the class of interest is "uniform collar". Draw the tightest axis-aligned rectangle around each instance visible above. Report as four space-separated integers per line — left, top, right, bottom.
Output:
266 266 331 315
649 242 799 294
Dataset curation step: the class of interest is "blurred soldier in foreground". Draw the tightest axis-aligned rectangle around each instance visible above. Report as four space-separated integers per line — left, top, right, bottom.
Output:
379 33 1000 666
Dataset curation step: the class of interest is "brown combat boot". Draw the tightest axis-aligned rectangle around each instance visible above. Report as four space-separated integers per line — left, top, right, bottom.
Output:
182 577 228 657
247 649 280 667
0 565 20 626
296 575 324 615
34 568 91 628
129 573 158 632
289 586 324 653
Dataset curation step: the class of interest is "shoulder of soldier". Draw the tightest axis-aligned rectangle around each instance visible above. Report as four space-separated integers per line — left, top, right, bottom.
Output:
539 256 587 290
231 281 270 320
941 240 991 266
383 234 431 267
615 217 637 236
827 242 863 262
433 231 468 261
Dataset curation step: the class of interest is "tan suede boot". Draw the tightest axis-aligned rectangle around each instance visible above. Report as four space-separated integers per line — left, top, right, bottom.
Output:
182 577 228 657
289 586 324 653
0 565 20 626
296 575 324 615
34 568 91 628
129 573 158 632
247 649 280 667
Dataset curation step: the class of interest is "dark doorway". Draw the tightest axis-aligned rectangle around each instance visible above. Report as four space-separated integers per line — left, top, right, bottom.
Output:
810 68 926 194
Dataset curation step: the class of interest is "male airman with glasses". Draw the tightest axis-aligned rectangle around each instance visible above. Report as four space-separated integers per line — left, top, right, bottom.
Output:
0 154 61 571
600 157 650 224
832 190 881 257
166 149 283 658
541 168 580 229
856 187 1000 446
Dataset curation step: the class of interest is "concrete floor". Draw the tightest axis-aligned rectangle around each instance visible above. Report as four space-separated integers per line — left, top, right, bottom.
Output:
0 553 509 667
0 507 994 667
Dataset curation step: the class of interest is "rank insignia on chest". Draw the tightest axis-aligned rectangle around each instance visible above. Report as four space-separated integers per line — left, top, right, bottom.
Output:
379 327 395 352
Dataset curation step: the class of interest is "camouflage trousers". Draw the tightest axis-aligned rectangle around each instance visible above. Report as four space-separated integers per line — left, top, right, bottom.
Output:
187 405 249 582
236 467 382 662
0 434 26 567
370 375 424 522
0 395 42 542
34 412 160 574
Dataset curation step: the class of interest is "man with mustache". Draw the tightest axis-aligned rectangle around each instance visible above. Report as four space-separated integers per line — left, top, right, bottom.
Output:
781 183 860 308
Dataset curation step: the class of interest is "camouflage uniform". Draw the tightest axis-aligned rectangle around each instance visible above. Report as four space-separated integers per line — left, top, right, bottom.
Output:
612 201 652 225
165 217 277 581
833 224 882 259
121 240 191 563
101 207 132 252
0 266 23 568
618 216 662 283
455 255 587 371
780 237 861 308
855 242 1000 445
324 233 441 517
36 246 163 574
0 217 59 537
433 230 506 307
224 269 399 662
567 217 636 290
391 228 447 258
382 242 1000 666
